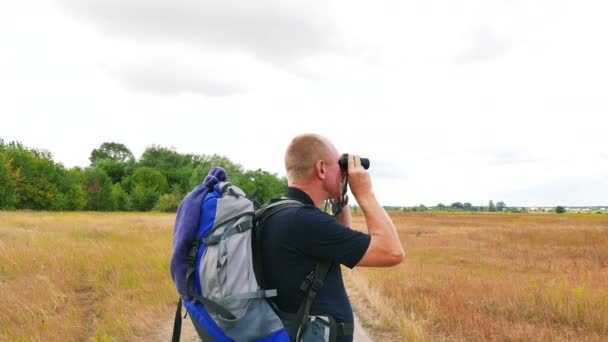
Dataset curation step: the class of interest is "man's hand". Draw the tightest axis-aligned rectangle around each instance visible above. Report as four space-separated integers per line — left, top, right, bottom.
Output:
347 155 373 201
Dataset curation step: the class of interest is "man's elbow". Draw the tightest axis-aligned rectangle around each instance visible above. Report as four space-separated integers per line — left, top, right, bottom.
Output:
387 250 405 266
379 249 405 267
357 239 405 267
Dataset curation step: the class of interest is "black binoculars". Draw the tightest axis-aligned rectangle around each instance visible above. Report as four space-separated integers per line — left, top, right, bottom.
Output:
338 153 370 171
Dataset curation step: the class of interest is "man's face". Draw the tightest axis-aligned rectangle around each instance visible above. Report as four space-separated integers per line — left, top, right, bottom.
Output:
323 145 344 201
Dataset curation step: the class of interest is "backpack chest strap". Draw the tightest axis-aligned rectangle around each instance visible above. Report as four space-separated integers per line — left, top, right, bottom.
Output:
201 220 253 245
217 289 278 305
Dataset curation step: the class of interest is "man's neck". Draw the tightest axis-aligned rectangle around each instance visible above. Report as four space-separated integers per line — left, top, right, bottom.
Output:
288 182 325 207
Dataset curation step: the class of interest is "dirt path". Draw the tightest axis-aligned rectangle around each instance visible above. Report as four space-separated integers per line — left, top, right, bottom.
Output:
154 307 373 342
353 313 374 341
343 274 402 342
153 309 199 342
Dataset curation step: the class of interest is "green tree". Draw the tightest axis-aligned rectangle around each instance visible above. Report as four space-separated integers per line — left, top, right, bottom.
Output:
170 183 185 203
89 142 134 165
189 154 246 189
84 167 115 211
555 206 566 214
52 168 87 211
1 139 290 212
127 167 169 193
95 159 131 184
189 164 211 188
139 145 194 194
450 202 464 210
240 169 288 204
0 153 17 209
488 200 496 212
496 201 506 212
124 167 168 211
130 185 156 211
5 144 60 210
112 183 132 211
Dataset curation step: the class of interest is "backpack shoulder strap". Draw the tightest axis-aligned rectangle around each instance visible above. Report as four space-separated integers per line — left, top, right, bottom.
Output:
293 261 331 340
252 199 305 289
255 199 304 225
171 298 183 342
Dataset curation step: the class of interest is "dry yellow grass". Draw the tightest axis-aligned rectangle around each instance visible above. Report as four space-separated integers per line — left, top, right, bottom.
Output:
0 211 177 341
345 212 608 341
2 211 607 341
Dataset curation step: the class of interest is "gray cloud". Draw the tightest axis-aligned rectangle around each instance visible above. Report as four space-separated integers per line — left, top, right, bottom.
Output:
56 0 354 95
58 0 345 62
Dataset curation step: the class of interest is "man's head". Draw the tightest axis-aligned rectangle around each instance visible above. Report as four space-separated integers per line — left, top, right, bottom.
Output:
285 133 343 203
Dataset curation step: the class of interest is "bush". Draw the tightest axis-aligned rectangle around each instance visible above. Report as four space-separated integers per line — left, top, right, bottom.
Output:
112 183 132 211
155 194 179 212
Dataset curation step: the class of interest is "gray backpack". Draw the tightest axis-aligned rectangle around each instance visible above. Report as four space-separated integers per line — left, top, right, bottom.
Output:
172 181 349 341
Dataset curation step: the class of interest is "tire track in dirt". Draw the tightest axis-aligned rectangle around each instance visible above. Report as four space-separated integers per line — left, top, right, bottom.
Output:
74 286 99 341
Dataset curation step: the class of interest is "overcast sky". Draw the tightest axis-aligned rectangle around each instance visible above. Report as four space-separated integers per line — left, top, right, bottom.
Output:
1 0 607 207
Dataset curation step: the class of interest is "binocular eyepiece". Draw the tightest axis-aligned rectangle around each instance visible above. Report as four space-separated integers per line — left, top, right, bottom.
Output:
338 153 370 171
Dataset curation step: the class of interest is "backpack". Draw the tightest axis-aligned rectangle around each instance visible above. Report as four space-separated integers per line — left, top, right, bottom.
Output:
170 168 346 342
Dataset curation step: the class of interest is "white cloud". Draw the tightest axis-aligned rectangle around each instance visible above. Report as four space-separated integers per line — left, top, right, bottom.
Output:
1 0 607 206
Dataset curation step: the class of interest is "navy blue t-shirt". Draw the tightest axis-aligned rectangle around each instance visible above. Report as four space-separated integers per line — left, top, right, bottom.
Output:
261 187 371 342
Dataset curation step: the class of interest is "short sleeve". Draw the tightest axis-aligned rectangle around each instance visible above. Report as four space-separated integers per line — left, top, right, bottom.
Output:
290 207 371 268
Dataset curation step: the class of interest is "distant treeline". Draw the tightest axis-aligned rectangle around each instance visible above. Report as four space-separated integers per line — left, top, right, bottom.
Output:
386 203 595 214
0 140 287 212
384 201 523 212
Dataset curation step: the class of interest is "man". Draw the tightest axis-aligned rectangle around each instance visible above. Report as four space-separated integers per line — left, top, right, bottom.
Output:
260 133 405 341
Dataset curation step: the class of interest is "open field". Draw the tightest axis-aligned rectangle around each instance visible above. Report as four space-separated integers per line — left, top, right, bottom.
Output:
0 212 176 341
1 211 607 341
346 212 608 341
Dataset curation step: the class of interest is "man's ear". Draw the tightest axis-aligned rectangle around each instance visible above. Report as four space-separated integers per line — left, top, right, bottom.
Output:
315 160 326 180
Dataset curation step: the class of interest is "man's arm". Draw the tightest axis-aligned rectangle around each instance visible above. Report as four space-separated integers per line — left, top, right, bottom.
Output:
347 155 404 267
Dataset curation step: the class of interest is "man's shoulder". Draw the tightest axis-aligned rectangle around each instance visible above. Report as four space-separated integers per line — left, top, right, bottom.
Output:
263 204 341 238
288 205 338 226
266 200 324 219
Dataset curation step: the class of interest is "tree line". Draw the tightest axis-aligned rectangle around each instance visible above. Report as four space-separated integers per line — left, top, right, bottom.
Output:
387 200 520 212
392 202 575 214
0 140 287 212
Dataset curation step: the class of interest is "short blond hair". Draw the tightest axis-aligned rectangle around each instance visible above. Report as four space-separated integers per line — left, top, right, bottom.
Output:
285 133 332 182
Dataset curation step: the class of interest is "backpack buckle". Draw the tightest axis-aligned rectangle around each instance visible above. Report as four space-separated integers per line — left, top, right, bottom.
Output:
185 255 196 265
299 271 316 292
311 278 323 292
185 241 200 265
